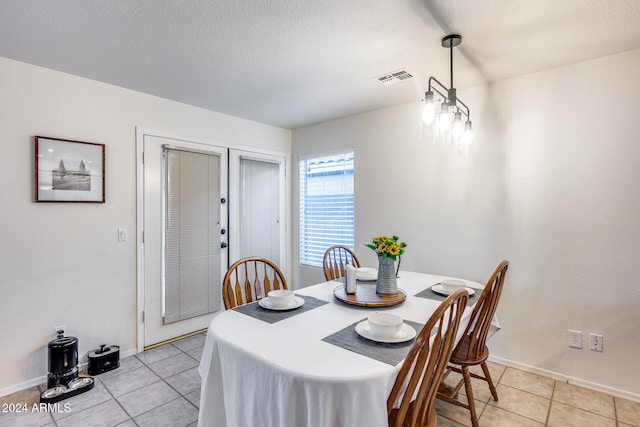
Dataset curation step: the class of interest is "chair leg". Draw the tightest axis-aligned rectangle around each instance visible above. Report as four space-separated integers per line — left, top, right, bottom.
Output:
480 362 499 401
461 366 479 427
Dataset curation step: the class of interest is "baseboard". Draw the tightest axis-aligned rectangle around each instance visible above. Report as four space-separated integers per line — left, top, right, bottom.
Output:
0 348 138 398
488 355 640 403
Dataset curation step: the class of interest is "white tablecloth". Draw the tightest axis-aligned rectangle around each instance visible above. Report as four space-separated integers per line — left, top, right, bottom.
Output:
198 271 482 427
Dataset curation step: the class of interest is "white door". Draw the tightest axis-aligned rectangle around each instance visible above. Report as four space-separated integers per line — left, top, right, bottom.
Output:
141 134 228 347
228 150 287 272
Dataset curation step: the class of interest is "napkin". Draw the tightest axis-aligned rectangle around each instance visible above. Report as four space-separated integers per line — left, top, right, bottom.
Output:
344 264 357 294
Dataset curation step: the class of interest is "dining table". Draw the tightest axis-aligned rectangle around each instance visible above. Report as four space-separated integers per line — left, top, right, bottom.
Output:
197 271 486 427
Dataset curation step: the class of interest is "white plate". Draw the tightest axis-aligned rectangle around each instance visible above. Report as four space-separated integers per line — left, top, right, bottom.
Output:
356 267 377 281
258 296 305 311
430 284 475 297
355 320 417 343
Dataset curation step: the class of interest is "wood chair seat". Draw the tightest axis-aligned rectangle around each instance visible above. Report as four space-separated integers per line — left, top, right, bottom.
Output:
450 335 490 366
436 337 492 402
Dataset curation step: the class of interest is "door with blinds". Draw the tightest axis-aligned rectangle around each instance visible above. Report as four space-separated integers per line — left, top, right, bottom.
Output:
142 135 228 347
228 150 286 269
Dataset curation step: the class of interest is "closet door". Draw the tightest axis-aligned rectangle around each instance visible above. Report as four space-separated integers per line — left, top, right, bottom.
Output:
229 150 286 273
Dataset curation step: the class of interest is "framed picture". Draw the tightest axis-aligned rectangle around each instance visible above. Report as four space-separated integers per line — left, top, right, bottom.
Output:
34 136 105 203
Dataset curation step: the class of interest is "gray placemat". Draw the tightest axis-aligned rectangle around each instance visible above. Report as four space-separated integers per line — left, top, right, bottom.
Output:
322 318 426 366
233 294 329 324
414 283 479 307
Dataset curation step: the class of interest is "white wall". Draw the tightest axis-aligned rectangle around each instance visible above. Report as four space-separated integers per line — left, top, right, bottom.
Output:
292 49 640 399
0 57 291 395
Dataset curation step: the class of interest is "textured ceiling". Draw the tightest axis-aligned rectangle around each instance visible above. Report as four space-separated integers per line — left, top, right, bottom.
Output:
1 0 640 129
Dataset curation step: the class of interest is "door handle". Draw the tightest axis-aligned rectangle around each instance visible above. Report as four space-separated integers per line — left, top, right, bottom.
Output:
221 242 228 249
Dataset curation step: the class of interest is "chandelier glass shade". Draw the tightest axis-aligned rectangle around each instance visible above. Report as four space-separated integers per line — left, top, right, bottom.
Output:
422 34 473 154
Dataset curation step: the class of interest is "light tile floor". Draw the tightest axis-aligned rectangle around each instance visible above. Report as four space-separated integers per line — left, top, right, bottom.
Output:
435 362 640 427
0 333 205 427
1 333 639 427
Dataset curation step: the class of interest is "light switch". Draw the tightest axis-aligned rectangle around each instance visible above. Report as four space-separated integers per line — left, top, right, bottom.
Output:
118 228 128 242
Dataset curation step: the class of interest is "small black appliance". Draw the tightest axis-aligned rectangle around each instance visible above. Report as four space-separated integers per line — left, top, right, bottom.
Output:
46 332 78 388
88 344 120 375
40 330 94 403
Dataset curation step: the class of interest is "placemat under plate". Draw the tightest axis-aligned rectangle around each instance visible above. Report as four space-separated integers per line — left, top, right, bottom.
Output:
414 283 479 307
233 294 329 324
322 318 426 366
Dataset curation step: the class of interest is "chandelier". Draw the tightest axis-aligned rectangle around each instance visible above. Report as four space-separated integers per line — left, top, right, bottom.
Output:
422 34 473 153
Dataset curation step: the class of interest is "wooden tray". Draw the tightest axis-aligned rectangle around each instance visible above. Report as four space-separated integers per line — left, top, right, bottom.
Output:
333 283 406 307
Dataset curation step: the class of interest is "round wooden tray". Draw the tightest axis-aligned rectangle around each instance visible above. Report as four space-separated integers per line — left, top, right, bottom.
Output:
333 283 406 307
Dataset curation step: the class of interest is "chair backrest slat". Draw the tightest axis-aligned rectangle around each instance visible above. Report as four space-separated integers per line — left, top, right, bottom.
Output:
222 257 288 309
263 263 272 295
253 261 263 300
232 270 242 307
244 266 253 304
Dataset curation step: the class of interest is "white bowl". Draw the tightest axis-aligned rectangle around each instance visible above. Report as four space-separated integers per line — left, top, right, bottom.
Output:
267 290 295 307
356 267 377 281
367 312 403 338
441 279 466 293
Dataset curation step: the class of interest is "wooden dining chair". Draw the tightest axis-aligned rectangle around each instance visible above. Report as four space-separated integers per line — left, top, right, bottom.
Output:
387 288 469 427
323 245 361 281
222 256 288 309
436 260 510 427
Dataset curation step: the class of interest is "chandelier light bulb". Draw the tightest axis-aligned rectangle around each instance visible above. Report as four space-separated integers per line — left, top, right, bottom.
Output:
439 104 452 134
462 121 473 150
422 100 435 124
452 111 464 139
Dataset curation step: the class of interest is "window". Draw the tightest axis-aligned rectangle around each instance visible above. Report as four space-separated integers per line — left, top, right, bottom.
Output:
299 152 354 267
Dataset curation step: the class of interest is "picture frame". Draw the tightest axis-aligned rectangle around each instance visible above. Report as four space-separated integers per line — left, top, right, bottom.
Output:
34 136 105 203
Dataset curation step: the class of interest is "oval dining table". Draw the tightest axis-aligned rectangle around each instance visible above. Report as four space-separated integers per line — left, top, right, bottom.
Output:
197 271 484 427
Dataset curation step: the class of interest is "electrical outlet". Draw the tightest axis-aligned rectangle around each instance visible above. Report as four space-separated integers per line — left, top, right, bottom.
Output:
589 333 603 352
568 330 582 348
53 325 66 339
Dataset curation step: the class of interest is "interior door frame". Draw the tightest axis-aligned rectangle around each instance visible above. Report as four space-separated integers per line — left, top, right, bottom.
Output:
135 127 290 353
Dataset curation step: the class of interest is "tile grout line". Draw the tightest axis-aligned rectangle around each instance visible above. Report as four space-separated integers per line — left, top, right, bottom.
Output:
544 379 556 426
171 342 204 413
130 343 201 423
101 374 139 426
480 365 553 426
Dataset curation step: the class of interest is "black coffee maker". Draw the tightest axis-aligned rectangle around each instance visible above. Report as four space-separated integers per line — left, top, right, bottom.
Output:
40 330 94 403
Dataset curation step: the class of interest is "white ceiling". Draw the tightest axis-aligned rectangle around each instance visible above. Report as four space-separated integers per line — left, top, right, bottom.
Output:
1 0 640 129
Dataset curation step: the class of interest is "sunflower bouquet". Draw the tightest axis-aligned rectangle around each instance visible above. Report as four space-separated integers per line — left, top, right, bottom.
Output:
365 235 407 261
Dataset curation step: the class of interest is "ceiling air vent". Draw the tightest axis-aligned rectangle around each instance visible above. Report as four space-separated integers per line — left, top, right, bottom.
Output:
376 69 414 86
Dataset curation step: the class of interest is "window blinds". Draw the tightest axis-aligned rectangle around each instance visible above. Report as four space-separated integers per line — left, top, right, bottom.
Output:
163 147 222 324
239 158 281 264
299 152 354 267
